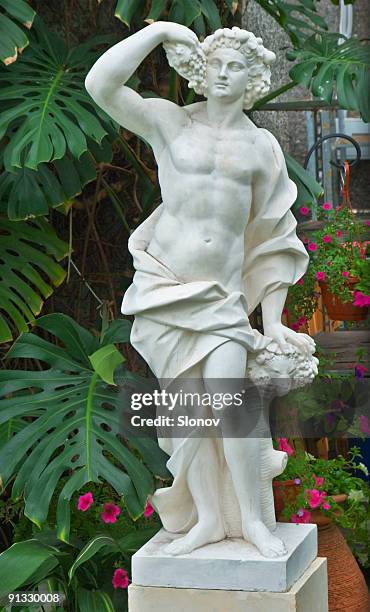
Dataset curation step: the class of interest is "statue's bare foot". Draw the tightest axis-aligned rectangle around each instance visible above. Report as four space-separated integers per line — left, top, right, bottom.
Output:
164 520 225 556
244 521 287 558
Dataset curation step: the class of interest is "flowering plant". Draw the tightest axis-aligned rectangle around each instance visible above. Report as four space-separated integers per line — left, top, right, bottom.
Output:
274 445 370 566
286 205 370 328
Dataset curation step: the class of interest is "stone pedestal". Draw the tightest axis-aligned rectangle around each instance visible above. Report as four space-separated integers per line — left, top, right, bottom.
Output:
129 524 328 611
129 557 328 611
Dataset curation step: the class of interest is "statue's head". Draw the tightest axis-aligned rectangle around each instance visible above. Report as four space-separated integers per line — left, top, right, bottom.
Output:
164 27 276 109
246 342 319 396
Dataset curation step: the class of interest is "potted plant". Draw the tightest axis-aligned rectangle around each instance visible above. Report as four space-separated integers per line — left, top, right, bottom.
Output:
274 444 370 612
286 204 370 324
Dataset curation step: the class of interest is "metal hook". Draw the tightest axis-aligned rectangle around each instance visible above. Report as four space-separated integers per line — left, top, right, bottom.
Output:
303 132 361 170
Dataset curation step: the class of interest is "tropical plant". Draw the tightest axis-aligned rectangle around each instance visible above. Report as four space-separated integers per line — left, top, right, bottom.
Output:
0 18 115 173
0 218 68 342
0 313 169 542
0 523 159 611
256 0 328 47
0 0 36 65
287 32 370 122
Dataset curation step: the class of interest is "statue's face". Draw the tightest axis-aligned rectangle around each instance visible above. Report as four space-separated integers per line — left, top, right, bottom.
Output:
205 47 248 103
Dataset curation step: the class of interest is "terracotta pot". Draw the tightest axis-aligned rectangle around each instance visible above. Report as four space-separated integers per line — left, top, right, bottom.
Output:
273 479 300 520
318 524 369 612
273 490 369 611
319 278 368 321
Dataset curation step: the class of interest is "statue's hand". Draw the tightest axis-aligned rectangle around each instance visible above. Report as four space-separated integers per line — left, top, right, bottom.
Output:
159 22 199 48
263 322 316 356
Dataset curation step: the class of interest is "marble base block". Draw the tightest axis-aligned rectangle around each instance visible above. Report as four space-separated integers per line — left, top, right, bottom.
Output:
129 557 328 612
131 523 317 592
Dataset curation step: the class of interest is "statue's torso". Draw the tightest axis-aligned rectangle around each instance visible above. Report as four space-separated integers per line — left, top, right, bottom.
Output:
147 106 262 292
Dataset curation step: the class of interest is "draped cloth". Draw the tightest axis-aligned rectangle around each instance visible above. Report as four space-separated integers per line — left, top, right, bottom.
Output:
121 129 309 533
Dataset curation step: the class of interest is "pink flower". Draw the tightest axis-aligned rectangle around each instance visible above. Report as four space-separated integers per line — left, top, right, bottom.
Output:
112 568 129 589
101 503 121 524
300 206 310 216
316 271 326 281
342 271 350 277
322 234 332 244
297 278 304 285
364 220 370 226
302 236 309 244
359 415 370 435
313 474 324 487
298 316 307 326
77 492 94 512
291 322 300 331
277 437 294 456
354 364 368 379
308 242 318 252
306 489 327 509
322 202 332 211
282 307 289 315
144 500 154 518
291 509 311 524
353 291 370 307
322 502 330 510
336 230 342 238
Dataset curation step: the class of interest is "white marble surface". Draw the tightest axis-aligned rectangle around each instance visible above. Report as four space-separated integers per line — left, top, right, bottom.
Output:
129 557 328 612
86 22 317 559
132 524 317 593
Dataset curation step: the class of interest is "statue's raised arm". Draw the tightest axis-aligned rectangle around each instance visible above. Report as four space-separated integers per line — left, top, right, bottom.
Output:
85 22 198 148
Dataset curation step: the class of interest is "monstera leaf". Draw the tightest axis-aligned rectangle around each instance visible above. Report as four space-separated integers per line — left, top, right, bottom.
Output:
0 217 68 343
0 17 115 172
288 33 370 121
256 0 327 47
0 138 113 220
0 314 169 542
286 153 324 210
0 0 36 65
108 0 224 30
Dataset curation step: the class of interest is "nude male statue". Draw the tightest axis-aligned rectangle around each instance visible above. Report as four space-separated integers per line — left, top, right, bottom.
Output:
86 22 316 558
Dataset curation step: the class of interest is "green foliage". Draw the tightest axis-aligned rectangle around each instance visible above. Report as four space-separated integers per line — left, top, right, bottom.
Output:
285 152 324 211
0 314 169 542
0 140 113 221
0 0 36 65
287 207 369 324
113 0 227 31
0 217 68 343
275 447 370 567
286 263 318 326
0 521 159 611
0 17 115 172
307 206 368 300
256 0 327 47
288 33 370 122
351 257 370 295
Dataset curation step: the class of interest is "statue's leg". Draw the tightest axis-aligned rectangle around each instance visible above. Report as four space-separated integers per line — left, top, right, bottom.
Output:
164 365 225 556
203 342 287 558
164 436 225 555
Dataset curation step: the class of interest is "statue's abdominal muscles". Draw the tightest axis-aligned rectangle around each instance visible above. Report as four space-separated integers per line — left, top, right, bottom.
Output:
148 121 256 290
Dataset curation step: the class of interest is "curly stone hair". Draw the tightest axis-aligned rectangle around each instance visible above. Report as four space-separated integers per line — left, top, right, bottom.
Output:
163 26 276 110
246 342 319 390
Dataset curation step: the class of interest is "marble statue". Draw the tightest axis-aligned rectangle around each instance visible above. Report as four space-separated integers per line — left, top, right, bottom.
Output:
85 23 317 559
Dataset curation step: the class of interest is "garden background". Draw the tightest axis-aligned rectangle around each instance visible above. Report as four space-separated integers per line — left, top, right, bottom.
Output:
0 1 369 610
